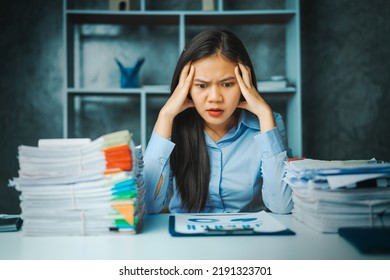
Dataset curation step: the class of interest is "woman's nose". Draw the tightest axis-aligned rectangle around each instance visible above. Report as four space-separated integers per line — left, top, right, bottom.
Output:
207 86 222 102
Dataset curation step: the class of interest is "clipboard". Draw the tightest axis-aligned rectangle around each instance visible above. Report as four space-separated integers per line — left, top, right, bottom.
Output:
338 227 390 254
0 216 23 232
169 211 295 237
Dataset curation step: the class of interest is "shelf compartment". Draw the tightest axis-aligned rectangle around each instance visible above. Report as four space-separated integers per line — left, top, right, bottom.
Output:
67 11 180 25
66 94 142 144
146 94 169 141
185 11 295 25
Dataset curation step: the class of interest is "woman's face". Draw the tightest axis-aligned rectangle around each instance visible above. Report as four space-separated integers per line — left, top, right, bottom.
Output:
190 53 241 135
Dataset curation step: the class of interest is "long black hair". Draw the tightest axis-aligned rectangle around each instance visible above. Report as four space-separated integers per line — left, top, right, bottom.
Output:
170 30 257 212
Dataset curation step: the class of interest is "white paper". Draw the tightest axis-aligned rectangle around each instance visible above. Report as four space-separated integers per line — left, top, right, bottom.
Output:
174 211 288 234
326 173 388 189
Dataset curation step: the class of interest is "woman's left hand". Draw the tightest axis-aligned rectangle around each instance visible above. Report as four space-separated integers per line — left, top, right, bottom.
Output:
235 63 276 133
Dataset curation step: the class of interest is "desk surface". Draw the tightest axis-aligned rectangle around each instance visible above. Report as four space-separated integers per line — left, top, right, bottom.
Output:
0 214 389 260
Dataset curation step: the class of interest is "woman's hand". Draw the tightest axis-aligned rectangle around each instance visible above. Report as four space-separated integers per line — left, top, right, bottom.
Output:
154 62 195 139
235 63 276 133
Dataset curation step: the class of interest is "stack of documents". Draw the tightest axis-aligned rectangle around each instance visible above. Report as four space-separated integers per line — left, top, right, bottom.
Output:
9 130 145 236
284 159 390 233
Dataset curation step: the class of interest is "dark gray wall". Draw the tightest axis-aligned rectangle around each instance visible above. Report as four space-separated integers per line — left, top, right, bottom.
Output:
301 0 390 160
1 0 389 214
1 0 63 214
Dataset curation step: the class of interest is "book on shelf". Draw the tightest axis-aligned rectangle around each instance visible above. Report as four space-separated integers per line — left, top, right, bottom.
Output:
8 130 145 236
257 75 290 91
284 158 390 233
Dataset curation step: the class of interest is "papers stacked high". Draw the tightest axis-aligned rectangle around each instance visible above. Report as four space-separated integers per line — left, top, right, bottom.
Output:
9 130 145 236
284 159 390 233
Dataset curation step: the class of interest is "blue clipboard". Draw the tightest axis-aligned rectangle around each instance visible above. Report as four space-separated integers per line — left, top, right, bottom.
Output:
169 215 295 237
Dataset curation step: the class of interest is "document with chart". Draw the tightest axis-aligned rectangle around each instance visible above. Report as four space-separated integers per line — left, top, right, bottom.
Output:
169 211 295 236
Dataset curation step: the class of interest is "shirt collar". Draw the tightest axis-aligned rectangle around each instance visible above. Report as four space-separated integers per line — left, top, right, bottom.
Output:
204 110 260 146
237 109 260 131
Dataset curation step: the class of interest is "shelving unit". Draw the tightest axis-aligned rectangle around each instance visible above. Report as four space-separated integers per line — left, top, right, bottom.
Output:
63 0 302 156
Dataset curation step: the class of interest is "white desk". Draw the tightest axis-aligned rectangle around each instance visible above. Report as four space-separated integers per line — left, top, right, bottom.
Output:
0 214 389 260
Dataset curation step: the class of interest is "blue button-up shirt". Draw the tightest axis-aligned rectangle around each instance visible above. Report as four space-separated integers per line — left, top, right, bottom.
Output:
144 110 293 214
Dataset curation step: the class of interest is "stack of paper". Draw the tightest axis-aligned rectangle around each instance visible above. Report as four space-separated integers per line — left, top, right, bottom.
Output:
9 130 145 236
257 76 289 91
284 159 390 233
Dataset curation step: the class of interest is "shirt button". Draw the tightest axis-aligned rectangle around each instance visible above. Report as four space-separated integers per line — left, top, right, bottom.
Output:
263 151 269 158
159 157 166 164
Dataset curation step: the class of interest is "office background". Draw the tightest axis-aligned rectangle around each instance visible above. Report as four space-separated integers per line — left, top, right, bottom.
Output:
1 0 389 214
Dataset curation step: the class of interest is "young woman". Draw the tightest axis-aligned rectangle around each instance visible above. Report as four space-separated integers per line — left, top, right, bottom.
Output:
144 30 292 214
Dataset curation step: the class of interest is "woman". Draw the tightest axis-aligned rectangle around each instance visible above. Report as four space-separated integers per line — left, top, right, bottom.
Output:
144 30 292 214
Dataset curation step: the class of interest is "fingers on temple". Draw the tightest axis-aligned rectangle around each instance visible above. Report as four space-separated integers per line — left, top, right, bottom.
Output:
185 65 195 85
238 63 252 87
235 65 246 90
179 62 193 86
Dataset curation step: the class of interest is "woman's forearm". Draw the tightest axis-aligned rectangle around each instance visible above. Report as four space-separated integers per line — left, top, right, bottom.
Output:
143 132 175 213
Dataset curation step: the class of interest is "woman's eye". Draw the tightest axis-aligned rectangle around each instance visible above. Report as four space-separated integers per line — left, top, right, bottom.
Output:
222 82 232 87
197 84 207 89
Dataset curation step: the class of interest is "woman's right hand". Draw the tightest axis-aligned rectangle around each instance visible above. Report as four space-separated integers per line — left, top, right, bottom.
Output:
154 62 195 139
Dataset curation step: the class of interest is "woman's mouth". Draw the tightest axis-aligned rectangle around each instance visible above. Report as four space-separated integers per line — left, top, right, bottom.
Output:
207 108 223 117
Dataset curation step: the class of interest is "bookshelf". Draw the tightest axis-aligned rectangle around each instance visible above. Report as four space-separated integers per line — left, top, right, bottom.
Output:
63 0 302 156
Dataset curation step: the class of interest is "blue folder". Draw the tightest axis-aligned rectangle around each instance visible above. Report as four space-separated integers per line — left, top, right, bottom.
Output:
338 227 390 254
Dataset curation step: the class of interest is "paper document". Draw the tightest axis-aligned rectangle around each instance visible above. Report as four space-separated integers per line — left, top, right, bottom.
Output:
173 211 291 235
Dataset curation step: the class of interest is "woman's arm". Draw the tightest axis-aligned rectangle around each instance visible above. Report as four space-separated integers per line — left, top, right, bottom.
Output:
154 62 195 138
235 63 292 213
144 132 175 213
144 62 195 213
257 114 293 214
235 64 276 133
